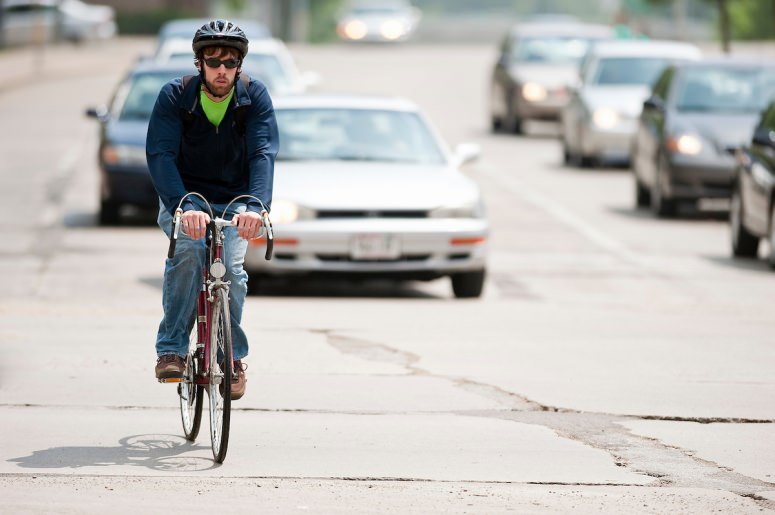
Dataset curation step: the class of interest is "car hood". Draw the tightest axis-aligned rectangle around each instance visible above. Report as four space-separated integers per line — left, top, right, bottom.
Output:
509 63 579 88
105 120 149 147
672 112 760 150
274 161 480 210
581 85 651 117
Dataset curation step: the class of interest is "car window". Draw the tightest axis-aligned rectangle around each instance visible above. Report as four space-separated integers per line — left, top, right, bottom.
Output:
512 36 595 64
675 67 775 113
276 108 445 164
591 57 671 86
117 73 177 121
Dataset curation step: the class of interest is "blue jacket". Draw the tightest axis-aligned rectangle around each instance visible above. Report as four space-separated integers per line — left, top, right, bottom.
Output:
146 74 278 216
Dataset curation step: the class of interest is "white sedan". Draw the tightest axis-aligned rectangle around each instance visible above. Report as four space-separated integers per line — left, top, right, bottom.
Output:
245 95 488 298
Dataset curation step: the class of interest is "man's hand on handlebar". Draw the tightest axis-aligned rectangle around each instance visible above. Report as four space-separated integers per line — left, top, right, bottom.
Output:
182 210 211 240
231 210 266 240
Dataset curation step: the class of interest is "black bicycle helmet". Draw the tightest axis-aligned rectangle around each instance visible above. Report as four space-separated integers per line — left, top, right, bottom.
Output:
192 19 249 57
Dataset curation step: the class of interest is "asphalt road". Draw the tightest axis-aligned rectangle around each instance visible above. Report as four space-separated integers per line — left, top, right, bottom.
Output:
0 37 773 513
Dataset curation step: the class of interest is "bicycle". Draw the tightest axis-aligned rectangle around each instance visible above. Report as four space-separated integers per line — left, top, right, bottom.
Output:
159 192 273 463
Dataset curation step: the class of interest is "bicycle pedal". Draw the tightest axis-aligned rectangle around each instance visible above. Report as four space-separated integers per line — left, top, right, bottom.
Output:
158 377 183 383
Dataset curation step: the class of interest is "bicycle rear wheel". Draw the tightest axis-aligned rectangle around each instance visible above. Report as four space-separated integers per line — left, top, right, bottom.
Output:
209 288 232 463
179 325 203 440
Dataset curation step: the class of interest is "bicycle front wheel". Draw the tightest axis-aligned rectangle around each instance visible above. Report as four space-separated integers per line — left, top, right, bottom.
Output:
209 288 232 463
179 324 203 441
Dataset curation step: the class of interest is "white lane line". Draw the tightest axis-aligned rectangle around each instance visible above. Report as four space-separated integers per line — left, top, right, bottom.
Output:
477 162 652 272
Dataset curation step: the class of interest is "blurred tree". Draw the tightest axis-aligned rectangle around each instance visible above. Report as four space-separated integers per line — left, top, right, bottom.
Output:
224 0 248 11
728 0 775 40
644 0 731 52
308 0 345 43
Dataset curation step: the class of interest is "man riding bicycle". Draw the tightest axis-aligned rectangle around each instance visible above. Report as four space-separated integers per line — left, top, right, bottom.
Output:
146 19 279 399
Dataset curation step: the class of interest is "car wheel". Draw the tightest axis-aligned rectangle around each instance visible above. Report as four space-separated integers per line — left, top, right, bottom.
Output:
768 203 775 269
651 155 676 217
730 187 759 258
562 141 573 166
451 269 485 299
246 273 264 295
507 96 523 135
98 199 121 226
491 116 503 133
635 178 651 208
579 155 597 168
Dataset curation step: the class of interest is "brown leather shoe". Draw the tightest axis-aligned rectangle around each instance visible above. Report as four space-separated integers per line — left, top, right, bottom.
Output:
155 354 185 380
230 360 247 400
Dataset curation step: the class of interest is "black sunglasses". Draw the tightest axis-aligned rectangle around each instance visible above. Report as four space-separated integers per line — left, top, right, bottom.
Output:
203 57 241 69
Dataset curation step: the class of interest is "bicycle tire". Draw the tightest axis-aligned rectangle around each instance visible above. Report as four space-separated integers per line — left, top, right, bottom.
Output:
209 288 232 463
179 325 203 440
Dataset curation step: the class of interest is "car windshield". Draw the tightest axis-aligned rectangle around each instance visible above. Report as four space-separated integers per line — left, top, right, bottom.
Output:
118 72 177 121
513 36 595 64
591 57 671 86
276 108 445 164
675 67 775 113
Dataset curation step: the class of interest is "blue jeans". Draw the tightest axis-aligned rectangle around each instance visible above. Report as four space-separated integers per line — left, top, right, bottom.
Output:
156 200 250 360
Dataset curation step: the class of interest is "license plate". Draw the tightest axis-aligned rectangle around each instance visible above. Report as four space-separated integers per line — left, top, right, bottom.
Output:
350 234 401 260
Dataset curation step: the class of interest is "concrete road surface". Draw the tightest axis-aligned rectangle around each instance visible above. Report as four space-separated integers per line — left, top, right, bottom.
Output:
0 37 773 513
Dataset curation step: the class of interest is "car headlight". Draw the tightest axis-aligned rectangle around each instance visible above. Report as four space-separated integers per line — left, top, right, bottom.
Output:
340 20 367 40
666 134 702 155
270 199 315 224
380 20 405 40
522 82 547 102
101 144 146 166
592 108 620 130
429 201 485 219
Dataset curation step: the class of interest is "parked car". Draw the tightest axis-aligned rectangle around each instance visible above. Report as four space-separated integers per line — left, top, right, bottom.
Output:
155 37 319 95
336 0 421 43
561 40 701 168
86 61 196 224
243 94 488 298
1 0 116 46
489 20 614 134
154 18 270 54
729 98 775 267
631 58 775 217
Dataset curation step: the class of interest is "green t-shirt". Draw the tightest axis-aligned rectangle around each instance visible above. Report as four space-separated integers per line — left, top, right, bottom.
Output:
200 87 234 128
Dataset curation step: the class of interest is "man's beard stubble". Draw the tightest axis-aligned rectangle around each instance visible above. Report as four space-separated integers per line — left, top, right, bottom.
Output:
203 70 235 98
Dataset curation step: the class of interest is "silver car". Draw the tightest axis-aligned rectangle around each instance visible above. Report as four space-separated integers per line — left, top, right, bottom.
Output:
489 20 614 134
561 39 702 167
244 95 488 298
2 0 116 46
336 1 421 43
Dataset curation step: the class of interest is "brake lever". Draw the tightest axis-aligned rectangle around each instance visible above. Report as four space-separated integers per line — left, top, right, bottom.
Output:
167 208 183 259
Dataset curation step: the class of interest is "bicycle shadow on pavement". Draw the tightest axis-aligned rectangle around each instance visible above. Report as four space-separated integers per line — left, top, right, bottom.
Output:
9 434 218 472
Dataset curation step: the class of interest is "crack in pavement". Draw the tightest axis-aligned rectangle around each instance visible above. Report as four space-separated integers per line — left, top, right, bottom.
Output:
318 329 775 510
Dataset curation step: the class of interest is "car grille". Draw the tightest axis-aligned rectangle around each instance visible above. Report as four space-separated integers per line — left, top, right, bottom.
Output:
316 210 428 219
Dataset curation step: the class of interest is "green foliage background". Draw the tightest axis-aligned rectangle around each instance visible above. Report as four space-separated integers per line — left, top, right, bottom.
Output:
728 0 775 39
309 0 346 43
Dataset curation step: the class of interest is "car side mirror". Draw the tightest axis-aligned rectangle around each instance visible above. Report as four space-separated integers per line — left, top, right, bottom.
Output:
453 142 481 166
643 97 664 111
751 127 775 149
86 106 110 122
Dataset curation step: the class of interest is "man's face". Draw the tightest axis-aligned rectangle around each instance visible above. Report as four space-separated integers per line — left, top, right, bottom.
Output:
199 47 240 98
